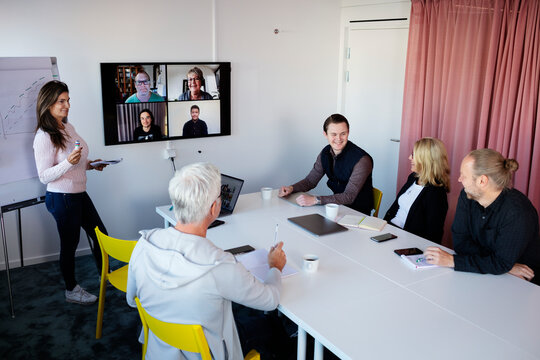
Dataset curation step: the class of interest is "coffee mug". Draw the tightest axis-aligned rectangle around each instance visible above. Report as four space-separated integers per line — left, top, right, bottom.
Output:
303 254 319 273
325 203 339 220
261 187 272 200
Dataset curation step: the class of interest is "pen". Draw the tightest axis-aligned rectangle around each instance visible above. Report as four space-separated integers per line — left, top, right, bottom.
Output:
272 223 279 249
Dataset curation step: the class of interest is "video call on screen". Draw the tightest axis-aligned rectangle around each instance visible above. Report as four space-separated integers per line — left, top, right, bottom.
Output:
100 62 231 146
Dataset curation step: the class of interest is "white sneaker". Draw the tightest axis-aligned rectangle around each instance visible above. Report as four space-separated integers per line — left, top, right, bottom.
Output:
65 284 98 305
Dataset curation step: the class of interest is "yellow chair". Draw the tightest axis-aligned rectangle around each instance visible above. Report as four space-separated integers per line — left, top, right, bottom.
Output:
95 227 137 339
372 187 383 217
134 297 260 360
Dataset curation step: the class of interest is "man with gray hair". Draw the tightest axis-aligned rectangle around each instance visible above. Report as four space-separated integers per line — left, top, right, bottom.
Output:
127 162 287 359
424 149 540 285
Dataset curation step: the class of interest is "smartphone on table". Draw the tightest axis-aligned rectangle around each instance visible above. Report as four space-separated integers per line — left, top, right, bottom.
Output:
370 233 398 243
394 247 423 256
225 245 255 255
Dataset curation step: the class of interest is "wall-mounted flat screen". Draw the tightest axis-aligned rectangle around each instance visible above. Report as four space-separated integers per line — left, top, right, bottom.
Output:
100 62 231 145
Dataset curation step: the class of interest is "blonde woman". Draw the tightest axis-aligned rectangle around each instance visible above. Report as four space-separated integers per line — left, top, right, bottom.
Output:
384 138 450 243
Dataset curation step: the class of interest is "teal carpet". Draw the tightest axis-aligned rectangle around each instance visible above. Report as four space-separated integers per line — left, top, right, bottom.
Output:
0 255 140 359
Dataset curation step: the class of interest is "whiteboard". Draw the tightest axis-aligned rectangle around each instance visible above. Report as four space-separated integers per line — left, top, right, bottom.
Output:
0 57 59 186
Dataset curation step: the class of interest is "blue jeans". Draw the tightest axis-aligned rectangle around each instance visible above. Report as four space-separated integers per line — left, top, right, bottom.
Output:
45 191 107 290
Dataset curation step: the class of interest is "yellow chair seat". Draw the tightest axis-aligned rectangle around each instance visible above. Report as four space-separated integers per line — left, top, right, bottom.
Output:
95 227 137 339
135 297 260 360
372 187 383 217
107 264 129 292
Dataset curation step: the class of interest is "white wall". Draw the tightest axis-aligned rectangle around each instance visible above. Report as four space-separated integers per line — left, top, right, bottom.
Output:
0 0 341 268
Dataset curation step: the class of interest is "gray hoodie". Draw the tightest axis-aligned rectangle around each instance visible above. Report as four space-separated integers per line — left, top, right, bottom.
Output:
127 227 281 360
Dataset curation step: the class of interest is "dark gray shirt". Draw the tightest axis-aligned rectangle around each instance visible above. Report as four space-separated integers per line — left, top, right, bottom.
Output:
292 150 373 206
452 188 540 283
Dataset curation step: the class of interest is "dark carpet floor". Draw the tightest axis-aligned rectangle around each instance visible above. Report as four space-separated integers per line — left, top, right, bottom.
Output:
0 255 140 359
0 255 339 360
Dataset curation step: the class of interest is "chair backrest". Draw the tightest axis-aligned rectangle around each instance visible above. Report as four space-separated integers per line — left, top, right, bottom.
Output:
135 297 212 360
95 227 137 263
372 187 383 217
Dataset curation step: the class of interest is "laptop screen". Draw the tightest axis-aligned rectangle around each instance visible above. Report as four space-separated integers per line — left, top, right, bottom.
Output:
220 174 244 213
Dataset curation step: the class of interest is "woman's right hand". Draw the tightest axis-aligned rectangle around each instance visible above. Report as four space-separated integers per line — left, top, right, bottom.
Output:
67 147 82 165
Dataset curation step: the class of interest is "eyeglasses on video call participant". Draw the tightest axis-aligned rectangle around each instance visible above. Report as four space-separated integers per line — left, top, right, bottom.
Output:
125 70 164 103
126 162 287 359
424 149 540 285
279 113 374 215
178 67 213 101
384 137 450 244
182 104 208 138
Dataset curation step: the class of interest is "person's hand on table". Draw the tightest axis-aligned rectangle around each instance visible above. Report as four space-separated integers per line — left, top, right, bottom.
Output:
424 246 454 267
509 263 535 282
278 186 293 197
268 242 286 272
67 147 82 165
296 194 317 207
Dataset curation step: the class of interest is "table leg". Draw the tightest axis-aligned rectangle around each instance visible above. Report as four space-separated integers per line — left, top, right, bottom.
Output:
1 211 15 318
17 209 24 267
164 219 169 228
297 327 306 360
314 340 324 360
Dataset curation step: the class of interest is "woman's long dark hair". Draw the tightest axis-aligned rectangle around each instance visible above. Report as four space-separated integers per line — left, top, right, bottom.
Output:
35 81 69 150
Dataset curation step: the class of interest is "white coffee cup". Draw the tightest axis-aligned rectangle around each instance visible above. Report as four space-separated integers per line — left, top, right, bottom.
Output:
325 203 339 220
261 187 272 200
303 254 319 273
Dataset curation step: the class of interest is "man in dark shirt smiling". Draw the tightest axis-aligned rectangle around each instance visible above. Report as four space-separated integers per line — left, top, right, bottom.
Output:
278 114 374 214
424 149 540 285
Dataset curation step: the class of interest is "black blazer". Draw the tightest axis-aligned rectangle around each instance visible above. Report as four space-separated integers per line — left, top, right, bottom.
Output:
384 173 448 244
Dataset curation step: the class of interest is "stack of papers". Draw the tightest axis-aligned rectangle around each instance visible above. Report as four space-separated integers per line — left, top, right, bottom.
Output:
338 214 387 231
236 249 297 281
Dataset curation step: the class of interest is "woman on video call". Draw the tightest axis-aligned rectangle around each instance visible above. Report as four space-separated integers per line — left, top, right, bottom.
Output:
133 108 162 141
178 66 213 101
33 80 108 305
384 137 450 244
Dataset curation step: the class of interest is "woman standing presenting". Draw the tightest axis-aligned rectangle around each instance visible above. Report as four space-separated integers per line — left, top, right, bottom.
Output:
384 137 450 244
34 81 108 304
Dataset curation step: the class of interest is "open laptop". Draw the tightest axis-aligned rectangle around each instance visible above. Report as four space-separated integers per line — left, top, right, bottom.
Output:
209 173 244 229
219 173 244 216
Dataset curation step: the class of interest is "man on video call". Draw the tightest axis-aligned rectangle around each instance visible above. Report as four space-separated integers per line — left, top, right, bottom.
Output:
279 113 374 215
125 70 164 103
182 105 208 138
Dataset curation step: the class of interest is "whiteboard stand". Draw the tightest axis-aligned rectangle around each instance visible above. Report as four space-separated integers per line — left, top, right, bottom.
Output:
0 196 46 318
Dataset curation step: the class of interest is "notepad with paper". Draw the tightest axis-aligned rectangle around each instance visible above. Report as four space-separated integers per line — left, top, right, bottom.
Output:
236 249 298 281
338 214 387 231
400 254 439 270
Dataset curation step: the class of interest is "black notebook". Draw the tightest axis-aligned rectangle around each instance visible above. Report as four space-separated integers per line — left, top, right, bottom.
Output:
288 213 348 236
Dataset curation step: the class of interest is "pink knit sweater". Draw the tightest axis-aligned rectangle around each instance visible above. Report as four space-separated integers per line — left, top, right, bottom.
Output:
33 122 90 193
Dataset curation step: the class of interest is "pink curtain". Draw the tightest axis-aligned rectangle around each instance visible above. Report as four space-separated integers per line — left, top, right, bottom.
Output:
399 0 540 247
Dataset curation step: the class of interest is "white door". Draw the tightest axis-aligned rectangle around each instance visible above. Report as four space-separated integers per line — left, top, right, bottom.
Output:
343 22 408 217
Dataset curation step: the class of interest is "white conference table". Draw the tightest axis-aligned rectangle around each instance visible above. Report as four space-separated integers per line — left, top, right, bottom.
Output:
156 190 540 360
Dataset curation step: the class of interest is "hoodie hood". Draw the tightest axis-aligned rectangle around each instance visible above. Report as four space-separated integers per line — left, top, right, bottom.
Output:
135 227 236 290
